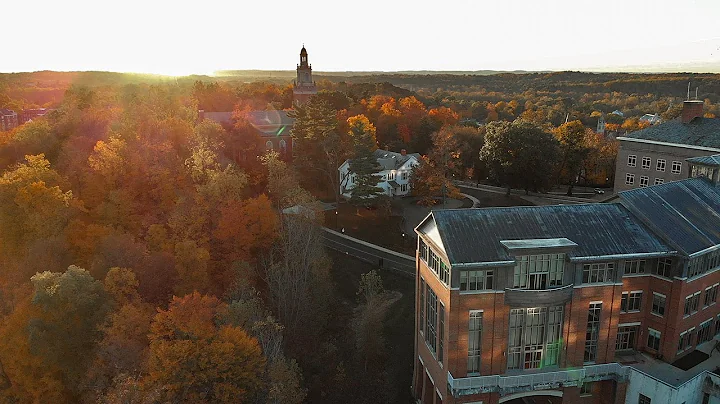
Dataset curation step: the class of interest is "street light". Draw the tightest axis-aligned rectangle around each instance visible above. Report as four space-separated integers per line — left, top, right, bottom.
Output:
335 210 338 229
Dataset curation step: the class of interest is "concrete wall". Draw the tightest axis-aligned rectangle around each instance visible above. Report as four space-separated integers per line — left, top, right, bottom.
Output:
625 368 704 404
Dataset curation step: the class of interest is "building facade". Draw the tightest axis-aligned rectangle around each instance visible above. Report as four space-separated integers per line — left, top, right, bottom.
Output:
614 100 720 193
292 46 317 105
0 109 18 132
338 149 419 198
413 172 720 404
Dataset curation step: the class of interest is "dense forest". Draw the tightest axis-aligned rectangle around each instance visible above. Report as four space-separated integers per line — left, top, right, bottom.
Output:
1 70 719 402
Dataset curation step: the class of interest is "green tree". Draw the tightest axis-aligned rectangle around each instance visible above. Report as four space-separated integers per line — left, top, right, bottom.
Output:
346 115 384 209
481 119 559 195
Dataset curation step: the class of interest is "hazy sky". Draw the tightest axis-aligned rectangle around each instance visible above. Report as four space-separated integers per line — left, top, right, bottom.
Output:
3 0 719 75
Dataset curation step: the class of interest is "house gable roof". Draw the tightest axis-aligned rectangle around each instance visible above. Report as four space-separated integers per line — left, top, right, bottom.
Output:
372 149 420 170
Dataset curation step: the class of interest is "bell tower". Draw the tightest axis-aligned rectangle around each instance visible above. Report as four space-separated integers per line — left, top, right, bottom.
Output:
293 45 317 104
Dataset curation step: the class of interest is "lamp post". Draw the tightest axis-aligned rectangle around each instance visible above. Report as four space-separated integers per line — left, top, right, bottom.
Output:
335 210 338 229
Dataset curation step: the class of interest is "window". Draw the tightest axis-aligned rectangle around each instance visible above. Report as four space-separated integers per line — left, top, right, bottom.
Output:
426 248 450 286
265 140 274 150
715 315 720 336
460 270 494 291
656 159 666 172
698 319 713 345
419 239 428 262
468 311 483 374
625 260 646 275
507 306 564 370
655 258 672 277
513 254 565 290
652 293 666 316
672 161 682 174
639 176 649 187
419 278 425 334
647 328 661 351
400 183 408 193
425 284 438 354
639 393 652 404
584 303 602 363
616 325 638 351
628 155 637 167
705 284 719 307
580 382 593 396
401 171 408 180
678 330 691 353
654 178 664 185
684 292 701 316
582 263 615 284
642 157 651 169
621 291 642 312
279 139 287 154
625 173 635 185
438 302 445 364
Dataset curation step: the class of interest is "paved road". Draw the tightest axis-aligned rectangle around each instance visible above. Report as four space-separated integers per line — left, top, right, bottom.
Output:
321 227 415 278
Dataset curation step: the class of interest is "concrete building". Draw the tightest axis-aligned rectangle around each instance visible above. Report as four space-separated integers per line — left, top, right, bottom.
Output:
0 109 18 131
613 100 720 193
338 149 419 198
413 172 720 403
292 46 317 105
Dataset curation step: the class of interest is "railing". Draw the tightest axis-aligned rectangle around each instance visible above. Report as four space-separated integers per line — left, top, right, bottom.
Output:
447 363 629 397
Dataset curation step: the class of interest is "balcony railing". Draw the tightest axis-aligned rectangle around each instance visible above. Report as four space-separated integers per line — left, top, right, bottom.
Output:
447 363 629 397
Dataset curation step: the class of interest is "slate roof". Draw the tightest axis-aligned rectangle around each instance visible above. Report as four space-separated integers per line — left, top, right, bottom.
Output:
0 109 16 116
203 110 294 137
687 154 720 167
373 150 420 170
619 177 720 255
423 204 673 265
623 118 720 149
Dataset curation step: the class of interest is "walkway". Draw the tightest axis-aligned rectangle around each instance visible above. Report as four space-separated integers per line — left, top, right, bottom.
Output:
320 227 415 278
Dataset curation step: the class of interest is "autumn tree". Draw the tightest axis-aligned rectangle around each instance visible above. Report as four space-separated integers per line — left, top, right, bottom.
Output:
260 150 313 210
554 120 591 196
346 115 384 209
411 127 462 206
146 292 266 403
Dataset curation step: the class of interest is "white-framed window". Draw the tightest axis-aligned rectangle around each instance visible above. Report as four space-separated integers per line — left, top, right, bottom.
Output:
513 254 565 290
654 178 664 185
639 176 649 187
625 173 635 185
704 284 719 307
647 328 661 351
460 270 494 291
279 139 287 154
616 324 638 351
678 328 695 353
439 302 445 364
655 258 672 277
425 283 438 354
580 381 593 396
628 155 637 167
684 292 701 316
621 291 642 312
656 159 666 172
652 293 666 316
672 161 682 174
401 171 408 180
642 157 651 169
698 319 713 344
400 183 408 193
419 278 425 334
625 260 646 275
388 171 395 181
584 302 602 363
467 310 483 374
582 262 615 284
265 140 274 150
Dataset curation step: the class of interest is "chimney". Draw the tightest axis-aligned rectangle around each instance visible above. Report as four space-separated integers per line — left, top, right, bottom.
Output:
681 100 703 124
401 149 407 156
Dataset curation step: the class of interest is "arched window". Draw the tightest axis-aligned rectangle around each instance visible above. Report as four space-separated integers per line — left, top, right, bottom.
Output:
279 139 287 154
265 140 273 151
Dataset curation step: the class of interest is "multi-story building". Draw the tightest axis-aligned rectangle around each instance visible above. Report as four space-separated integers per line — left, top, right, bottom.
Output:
413 167 720 403
338 149 420 198
613 100 720 193
0 109 18 131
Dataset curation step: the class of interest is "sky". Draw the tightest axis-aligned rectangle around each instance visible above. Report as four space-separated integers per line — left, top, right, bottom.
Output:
2 0 719 75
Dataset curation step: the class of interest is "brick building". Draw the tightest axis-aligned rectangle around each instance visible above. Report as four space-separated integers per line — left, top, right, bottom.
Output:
613 100 720 193
0 109 18 131
413 172 720 403
292 46 317 105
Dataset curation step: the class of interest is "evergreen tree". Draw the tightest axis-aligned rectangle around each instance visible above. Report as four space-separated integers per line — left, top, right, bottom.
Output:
346 115 384 209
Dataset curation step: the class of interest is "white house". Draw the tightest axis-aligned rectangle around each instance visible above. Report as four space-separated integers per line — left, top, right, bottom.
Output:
338 149 420 198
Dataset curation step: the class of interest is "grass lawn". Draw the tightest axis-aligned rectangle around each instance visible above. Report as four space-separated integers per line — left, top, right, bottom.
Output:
324 201 416 256
327 250 415 403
